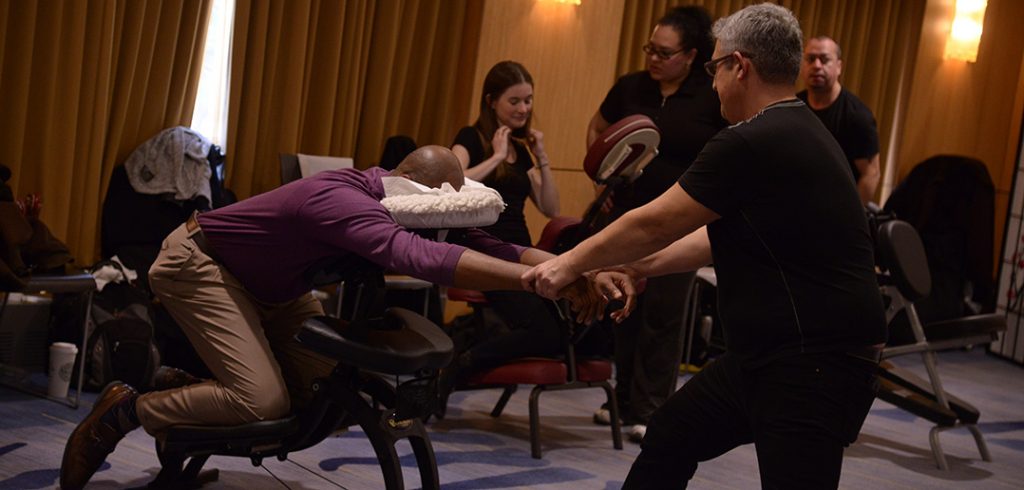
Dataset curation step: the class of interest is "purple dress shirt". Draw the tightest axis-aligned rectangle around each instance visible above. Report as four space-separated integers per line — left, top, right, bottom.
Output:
196 167 525 303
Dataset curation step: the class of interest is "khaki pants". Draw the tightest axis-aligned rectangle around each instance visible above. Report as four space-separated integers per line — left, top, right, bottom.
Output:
137 223 334 434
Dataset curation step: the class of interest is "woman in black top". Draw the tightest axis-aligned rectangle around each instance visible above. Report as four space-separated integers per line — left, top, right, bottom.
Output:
584 6 726 442
447 61 562 378
452 60 559 245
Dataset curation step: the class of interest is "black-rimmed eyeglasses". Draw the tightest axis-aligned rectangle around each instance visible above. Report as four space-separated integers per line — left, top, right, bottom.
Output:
642 43 685 61
704 52 753 77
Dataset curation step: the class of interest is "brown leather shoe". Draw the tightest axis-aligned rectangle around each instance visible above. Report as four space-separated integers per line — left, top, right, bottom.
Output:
59 382 138 490
150 365 203 391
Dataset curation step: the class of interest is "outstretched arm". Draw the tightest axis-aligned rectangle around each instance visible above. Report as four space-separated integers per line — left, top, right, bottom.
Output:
453 247 612 323
523 185 719 299
626 226 713 278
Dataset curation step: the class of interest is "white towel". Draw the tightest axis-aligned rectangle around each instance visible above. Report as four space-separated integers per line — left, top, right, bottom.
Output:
380 177 505 229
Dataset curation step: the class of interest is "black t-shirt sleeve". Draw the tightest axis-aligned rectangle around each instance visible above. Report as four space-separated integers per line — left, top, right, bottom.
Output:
598 76 627 123
847 106 880 160
452 126 486 167
677 128 749 216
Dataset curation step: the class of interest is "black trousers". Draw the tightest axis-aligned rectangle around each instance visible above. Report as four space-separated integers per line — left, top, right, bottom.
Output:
623 351 878 489
614 272 696 424
467 290 563 371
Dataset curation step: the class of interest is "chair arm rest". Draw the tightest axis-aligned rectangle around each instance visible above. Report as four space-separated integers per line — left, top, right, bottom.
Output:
297 309 453 375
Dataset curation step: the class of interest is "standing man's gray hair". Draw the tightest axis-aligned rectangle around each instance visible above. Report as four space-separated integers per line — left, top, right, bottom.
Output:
712 3 803 85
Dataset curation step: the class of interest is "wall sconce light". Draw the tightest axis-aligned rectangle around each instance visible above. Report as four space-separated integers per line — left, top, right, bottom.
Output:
543 0 581 5
944 0 987 62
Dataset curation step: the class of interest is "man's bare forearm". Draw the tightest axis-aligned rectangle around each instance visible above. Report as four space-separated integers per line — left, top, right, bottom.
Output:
563 186 717 275
627 227 713 278
452 247 556 291
453 249 531 291
520 247 556 266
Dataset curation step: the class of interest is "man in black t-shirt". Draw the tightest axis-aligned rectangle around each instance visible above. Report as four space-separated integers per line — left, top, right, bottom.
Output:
525 4 886 488
797 36 880 205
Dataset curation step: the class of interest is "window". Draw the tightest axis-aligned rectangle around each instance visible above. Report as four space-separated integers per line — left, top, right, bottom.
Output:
190 0 235 148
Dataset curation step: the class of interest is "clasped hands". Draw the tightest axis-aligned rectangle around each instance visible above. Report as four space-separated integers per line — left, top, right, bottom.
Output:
523 254 639 325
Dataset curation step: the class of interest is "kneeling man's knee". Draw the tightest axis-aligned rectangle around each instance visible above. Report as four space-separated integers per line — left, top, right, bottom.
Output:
247 386 291 421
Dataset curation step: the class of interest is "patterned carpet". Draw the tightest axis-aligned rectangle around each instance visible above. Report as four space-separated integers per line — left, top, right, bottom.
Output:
1 349 1022 489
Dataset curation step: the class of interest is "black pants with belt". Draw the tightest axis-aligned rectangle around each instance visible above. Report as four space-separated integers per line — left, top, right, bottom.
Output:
623 350 879 489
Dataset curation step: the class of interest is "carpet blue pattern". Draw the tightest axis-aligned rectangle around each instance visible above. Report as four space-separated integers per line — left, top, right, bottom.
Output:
0 349 1021 489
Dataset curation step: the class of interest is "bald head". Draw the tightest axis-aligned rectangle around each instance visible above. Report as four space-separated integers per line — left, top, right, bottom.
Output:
391 145 464 191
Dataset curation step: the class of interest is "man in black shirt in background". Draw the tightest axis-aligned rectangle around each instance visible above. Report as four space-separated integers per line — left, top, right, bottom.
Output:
797 36 881 205
526 4 886 488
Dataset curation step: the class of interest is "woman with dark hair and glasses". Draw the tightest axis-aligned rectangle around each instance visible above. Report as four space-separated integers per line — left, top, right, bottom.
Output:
584 5 726 443
443 61 562 389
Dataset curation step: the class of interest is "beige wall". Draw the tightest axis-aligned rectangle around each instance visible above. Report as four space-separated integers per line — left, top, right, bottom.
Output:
893 0 1024 269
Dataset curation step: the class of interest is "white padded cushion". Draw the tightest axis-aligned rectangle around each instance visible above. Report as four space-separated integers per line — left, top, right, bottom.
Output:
298 154 354 178
380 177 505 229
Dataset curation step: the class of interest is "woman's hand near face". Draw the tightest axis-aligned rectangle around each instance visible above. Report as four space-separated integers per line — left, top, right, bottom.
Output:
491 125 511 162
529 128 547 159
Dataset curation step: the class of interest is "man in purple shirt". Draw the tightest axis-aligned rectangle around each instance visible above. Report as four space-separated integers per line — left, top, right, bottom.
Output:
60 146 622 490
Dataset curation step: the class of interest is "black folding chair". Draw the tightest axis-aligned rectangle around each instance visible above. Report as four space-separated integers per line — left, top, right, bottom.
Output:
874 219 1005 470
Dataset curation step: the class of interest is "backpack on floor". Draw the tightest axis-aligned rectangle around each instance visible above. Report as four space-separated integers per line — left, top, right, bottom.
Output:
82 261 161 391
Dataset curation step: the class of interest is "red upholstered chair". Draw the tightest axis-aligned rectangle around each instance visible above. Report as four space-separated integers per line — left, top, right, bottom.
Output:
444 217 622 459
441 115 660 458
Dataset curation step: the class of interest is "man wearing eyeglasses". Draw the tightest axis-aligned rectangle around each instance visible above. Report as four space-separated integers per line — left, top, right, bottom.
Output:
527 4 885 488
583 5 726 444
797 36 881 206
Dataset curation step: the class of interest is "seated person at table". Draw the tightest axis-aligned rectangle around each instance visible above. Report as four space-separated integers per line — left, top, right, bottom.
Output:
60 145 626 490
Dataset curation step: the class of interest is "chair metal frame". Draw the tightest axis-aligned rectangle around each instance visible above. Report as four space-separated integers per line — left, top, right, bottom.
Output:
875 219 1003 470
446 288 623 459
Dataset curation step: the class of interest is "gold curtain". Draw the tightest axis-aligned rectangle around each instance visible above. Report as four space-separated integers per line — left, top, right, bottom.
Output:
616 0 927 203
0 0 211 266
227 0 483 199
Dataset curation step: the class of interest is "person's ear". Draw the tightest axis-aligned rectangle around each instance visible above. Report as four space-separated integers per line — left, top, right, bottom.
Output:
736 53 749 81
683 47 697 65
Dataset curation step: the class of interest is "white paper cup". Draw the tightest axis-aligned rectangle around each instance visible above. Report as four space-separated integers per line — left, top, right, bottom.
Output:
48 342 78 399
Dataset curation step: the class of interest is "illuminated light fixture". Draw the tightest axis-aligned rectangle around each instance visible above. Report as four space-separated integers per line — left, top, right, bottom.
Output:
944 0 987 62
544 0 581 5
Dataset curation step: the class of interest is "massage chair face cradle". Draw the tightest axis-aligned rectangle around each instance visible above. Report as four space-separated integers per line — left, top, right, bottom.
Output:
573 115 661 250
